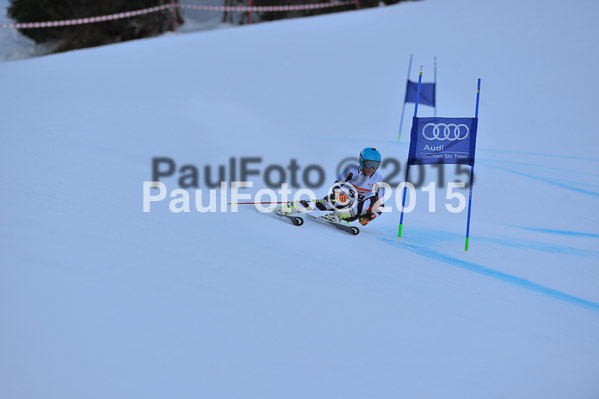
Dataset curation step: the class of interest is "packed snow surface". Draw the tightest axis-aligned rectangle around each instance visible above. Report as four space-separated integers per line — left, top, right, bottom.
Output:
1 0 598 398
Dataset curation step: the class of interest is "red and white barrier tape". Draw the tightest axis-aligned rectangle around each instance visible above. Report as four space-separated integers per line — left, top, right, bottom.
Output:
0 5 172 29
0 1 354 29
178 1 352 12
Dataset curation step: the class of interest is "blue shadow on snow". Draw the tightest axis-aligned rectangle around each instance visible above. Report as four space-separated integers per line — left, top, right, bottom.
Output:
379 236 599 313
511 225 599 239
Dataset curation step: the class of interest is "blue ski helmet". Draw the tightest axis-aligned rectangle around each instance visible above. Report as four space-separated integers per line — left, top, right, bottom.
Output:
359 147 382 171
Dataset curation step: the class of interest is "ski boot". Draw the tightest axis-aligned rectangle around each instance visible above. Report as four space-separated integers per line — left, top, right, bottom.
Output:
276 201 303 215
358 211 377 226
322 209 353 224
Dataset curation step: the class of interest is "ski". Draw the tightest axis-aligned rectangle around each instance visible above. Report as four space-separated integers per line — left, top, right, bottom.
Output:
305 214 360 235
272 209 304 226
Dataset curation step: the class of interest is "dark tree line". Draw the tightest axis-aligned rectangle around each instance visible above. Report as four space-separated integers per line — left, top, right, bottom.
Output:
8 0 415 53
8 0 183 53
223 0 413 25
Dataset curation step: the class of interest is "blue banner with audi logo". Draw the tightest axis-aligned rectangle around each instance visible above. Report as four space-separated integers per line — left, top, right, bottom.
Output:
407 116 478 166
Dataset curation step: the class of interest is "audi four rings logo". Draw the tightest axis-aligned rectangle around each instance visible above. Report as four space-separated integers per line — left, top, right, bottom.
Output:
422 123 470 141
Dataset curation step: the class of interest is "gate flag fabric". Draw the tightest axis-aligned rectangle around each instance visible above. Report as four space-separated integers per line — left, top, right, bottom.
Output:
405 80 436 107
407 116 478 166
398 55 437 141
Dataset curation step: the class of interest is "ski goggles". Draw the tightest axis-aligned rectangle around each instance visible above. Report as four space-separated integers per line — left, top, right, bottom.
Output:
362 160 381 170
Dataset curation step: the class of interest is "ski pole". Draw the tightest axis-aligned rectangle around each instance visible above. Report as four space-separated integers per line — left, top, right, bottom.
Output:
229 201 296 205
229 198 344 206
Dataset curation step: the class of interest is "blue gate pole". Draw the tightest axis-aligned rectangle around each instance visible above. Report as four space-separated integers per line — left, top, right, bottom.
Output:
398 66 423 239
434 57 437 117
398 54 413 141
465 78 481 251
413 66 423 116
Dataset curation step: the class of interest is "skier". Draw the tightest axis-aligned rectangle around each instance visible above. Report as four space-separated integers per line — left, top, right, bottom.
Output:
280 147 386 226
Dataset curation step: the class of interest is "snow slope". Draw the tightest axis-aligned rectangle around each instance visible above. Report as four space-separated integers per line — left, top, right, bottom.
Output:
1 0 599 398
